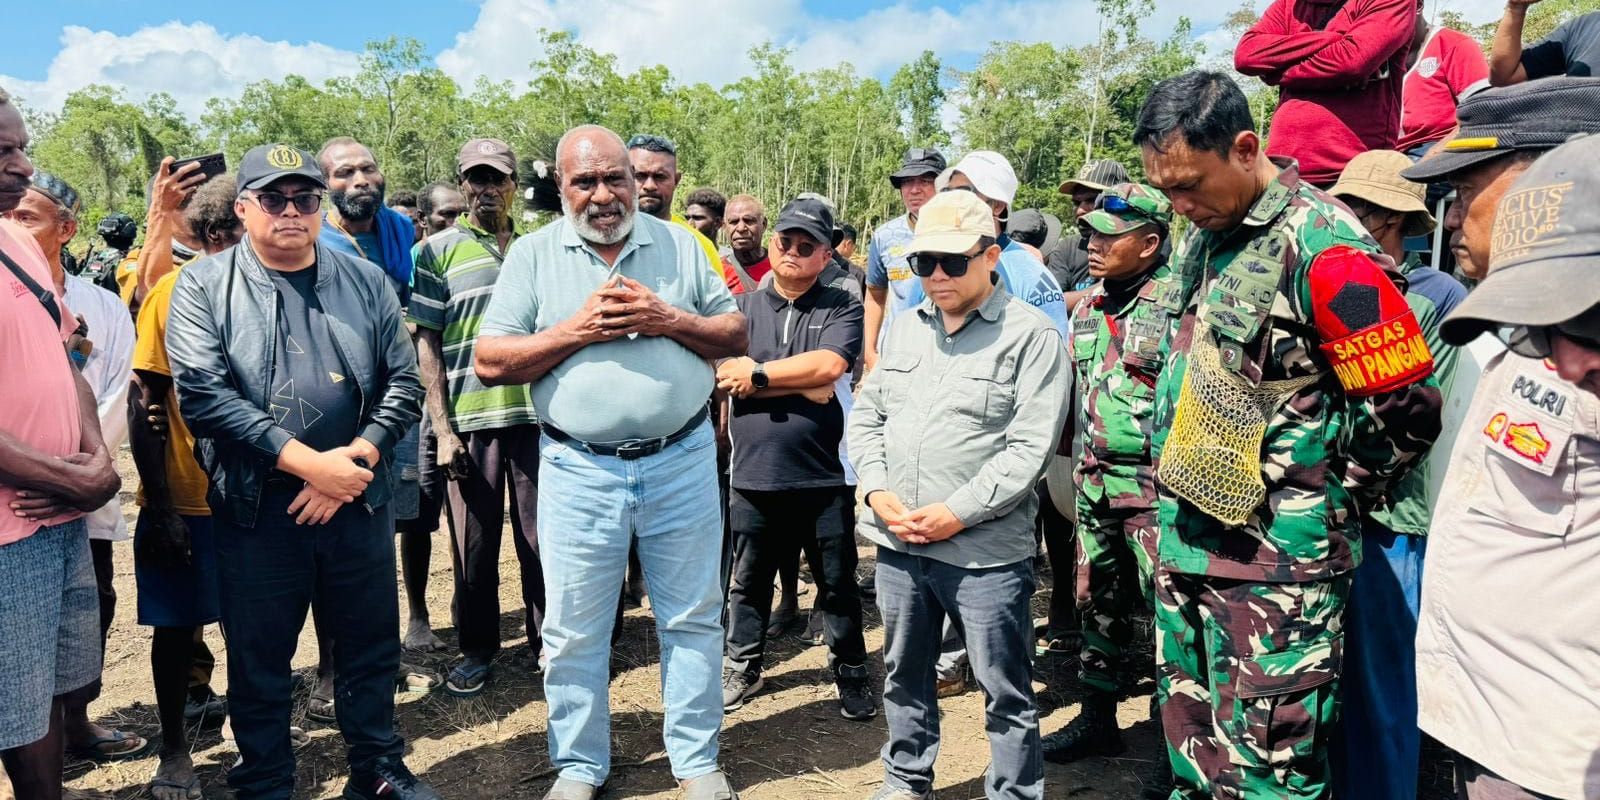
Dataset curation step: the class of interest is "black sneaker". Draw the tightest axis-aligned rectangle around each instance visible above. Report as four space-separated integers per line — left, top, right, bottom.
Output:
835 663 876 721
343 758 442 800
183 691 227 724
722 666 763 711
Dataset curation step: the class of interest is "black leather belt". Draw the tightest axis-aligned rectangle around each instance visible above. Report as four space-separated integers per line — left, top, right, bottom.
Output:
542 406 708 461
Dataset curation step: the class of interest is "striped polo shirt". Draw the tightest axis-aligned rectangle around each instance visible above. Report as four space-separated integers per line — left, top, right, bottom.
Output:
408 220 538 433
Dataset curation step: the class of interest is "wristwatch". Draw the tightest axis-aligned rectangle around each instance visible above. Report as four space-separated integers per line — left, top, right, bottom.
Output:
751 363 769 390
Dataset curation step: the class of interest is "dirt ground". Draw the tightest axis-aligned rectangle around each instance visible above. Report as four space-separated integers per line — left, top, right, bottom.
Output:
42 452 1451 799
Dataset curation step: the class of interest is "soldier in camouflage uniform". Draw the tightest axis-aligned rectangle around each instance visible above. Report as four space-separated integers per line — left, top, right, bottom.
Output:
1040 183 1177 800
79 211 136 293
1134 71 1442 799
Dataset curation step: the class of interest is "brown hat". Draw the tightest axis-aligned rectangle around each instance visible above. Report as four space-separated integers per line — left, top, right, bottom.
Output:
1330 150 1436 239
457 138 516 175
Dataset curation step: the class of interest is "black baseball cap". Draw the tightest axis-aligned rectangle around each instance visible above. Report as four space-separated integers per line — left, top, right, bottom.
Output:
890 147 946 186
237 144 326 192
1402 77 1600 183
774 196 834 247
1442 134 1600 345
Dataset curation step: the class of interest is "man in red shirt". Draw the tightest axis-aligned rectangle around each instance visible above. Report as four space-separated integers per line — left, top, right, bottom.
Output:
1236 0 1417 186
1397 0 1490 156
722 195 770 295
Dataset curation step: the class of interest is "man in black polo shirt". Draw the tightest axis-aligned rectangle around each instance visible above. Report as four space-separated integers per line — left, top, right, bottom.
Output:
715 196 873 721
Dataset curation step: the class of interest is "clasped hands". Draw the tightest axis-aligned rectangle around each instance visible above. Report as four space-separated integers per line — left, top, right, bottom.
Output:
289 438 380 526
570 276 681 343
866 491 963 545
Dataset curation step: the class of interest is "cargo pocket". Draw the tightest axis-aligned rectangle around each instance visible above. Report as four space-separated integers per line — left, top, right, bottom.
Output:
1223 633 1342 772
877 352 920 413
954 362 1016 430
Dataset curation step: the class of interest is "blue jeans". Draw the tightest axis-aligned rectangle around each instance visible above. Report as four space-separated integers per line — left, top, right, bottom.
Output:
216 492 404 800
1332 521 1426 800
876 547 1041 800
537 422 724 785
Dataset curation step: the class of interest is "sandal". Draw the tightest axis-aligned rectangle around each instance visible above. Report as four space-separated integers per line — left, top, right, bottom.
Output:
306 692 336 724
397 663 442 694
445 661 492 697
66 729 155 762
149 756 202 800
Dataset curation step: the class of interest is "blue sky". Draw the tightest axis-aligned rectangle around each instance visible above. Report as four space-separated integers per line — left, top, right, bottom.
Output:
4 0 1503 117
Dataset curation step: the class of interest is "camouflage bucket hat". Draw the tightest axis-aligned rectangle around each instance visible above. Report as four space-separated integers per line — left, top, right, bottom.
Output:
1082 182 1170 236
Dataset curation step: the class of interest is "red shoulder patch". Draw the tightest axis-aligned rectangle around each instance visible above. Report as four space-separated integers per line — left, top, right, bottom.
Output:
1309 245 1434 397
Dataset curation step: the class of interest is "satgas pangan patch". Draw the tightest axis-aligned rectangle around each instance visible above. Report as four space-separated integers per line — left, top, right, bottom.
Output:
1323 316 1433 397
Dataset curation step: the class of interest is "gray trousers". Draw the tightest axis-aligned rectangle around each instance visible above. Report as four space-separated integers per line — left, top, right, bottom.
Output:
875 547 1041 800
1455 755 1559 800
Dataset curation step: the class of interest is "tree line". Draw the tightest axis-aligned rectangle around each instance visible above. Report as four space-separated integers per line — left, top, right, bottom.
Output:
16 0 1594 252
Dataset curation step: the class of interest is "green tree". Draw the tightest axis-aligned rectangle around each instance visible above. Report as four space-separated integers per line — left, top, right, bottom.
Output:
888 51 948 147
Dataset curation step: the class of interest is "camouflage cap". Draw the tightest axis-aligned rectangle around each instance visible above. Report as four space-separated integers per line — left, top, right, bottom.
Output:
1082 182 1170 236
29 171 81 217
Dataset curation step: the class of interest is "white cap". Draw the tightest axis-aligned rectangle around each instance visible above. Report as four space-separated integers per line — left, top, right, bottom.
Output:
935 150 1019 207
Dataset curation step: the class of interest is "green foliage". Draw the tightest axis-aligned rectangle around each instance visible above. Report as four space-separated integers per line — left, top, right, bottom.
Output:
19 21 1205 247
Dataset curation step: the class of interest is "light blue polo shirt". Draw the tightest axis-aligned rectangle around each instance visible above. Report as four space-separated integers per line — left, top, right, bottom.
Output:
865 214 918 344
478 213 738 442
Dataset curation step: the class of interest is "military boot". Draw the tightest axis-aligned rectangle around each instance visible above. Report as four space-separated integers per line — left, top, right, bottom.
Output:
1041 692 1124 763
1136 752 1174 800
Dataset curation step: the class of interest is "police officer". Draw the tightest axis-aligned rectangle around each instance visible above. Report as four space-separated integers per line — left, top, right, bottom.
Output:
1040 183 1176 798
1415 133 1600 800
1136 71 1442 798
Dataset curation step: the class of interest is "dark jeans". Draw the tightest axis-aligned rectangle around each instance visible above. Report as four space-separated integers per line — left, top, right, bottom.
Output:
725 486 866 675
216 493 405 800
446 426 544 662
876 547 1041 800
90 538 115 646
1034 480 1077 637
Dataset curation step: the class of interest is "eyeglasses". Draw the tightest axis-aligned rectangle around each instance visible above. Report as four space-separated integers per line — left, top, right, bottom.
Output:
626 134 677 155
1509 324 1600 359
775 234 819 258
910 249 981 278
248 192 322 216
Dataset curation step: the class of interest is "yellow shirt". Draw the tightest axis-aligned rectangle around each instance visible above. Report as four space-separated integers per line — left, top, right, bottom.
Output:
132 268 211 515
116 249 141 307
673 212 725 279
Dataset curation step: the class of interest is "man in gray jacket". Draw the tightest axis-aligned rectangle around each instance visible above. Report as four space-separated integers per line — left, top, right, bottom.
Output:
165 144 434 800
848 189 1068 800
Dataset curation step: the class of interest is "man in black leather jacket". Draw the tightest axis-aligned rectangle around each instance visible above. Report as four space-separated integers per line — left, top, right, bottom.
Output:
165 144 436 800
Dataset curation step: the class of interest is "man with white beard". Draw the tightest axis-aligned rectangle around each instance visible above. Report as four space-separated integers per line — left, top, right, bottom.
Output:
474 125 749 800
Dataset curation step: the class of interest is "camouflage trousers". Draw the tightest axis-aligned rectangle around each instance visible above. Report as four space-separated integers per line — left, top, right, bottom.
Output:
1074 500 1159 694
1154 569 1349 799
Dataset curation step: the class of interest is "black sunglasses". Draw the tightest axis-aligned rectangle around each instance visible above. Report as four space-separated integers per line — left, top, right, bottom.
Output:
775 234 819 258
1509 324 1600 359
249 192 322 216
910 249 982 278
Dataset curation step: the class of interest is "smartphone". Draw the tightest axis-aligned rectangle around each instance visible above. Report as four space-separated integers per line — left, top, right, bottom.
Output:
169 152 227 181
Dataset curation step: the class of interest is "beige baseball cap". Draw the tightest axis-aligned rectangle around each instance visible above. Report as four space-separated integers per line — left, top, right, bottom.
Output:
908 190 996 255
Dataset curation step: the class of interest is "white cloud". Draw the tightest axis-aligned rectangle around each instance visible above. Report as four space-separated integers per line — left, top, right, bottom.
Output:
434 0 1249 91
0 22 361 117
6 0 1512 119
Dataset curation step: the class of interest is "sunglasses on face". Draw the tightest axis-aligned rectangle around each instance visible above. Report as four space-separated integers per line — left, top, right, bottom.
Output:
249 192 322 216
1510 324 1600 359
909 249 982 278
775 234 819 258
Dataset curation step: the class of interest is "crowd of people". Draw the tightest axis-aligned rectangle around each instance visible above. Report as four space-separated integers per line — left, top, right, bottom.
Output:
3 1 1600 799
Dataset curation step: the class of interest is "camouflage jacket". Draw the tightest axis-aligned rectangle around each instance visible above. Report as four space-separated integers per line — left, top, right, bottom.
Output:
1150 160 1443 583
1069 259 1181 511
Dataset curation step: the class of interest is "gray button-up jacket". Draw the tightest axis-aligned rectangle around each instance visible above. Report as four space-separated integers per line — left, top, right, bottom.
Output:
848 283 1069 569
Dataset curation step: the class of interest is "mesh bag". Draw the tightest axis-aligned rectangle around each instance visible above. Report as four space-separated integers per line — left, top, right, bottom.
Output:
1157 322 1320 525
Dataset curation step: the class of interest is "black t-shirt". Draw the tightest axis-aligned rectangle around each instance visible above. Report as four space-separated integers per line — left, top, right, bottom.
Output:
730 280 863 492
266 265 361 453
1047 231 1092 292
1523 11 1600 79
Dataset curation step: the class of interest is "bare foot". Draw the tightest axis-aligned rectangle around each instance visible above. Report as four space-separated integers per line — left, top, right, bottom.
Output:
150 753 200 800
403 619 446 652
